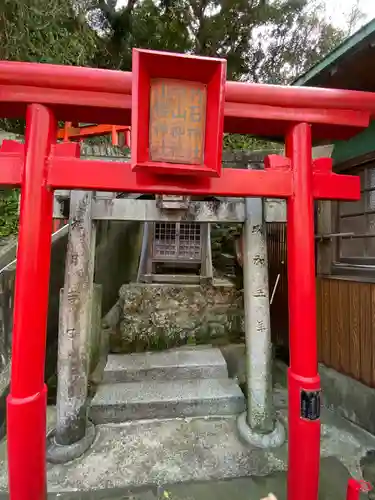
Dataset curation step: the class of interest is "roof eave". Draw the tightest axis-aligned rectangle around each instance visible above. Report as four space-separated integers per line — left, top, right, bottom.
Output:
293 18 375 87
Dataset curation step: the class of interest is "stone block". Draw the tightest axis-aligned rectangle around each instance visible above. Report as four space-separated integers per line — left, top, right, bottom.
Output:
115 284 244 352
89 378 246 424
102 347 228 383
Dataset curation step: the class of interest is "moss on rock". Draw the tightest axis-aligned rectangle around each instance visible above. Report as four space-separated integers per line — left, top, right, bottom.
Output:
111 283 244 353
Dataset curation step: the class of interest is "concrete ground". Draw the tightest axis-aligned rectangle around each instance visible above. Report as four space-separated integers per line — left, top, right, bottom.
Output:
1 354 374 498
0 383 374 498
0 457 367 500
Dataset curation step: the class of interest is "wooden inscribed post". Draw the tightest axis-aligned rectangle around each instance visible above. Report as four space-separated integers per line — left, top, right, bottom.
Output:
149 79 207 165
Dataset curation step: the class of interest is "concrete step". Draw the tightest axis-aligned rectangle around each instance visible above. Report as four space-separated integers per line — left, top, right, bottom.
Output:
89 378 246 424
102 348 228 383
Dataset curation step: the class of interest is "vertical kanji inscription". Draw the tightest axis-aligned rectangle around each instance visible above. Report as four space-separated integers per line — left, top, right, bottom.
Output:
149 78 207 164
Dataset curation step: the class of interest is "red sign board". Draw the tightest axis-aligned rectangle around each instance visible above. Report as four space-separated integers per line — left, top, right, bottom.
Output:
131 49 226 177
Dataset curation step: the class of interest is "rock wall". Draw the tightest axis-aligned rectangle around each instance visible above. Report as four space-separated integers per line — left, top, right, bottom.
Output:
111 283 244 353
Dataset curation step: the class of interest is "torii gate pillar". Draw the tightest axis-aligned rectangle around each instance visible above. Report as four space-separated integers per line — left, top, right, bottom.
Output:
285 123 320 497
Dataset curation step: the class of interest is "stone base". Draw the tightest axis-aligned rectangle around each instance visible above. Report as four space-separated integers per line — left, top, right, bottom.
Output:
1 395 374 492
46 421 96 464
275 359 375 438
114 283 244 353
237 412 285 449
44 416 286 491
90 378 246 424
102 347 228 383
318 362 375 437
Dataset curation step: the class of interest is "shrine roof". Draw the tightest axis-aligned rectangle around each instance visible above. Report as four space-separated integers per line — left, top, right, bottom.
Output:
293 18 375 91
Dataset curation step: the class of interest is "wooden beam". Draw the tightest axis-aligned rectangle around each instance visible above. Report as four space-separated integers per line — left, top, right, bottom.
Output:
316 200 333 275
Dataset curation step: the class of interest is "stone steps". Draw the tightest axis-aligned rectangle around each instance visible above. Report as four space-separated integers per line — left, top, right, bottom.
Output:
89 377 246 424
90 346 245 424
102 347 228 383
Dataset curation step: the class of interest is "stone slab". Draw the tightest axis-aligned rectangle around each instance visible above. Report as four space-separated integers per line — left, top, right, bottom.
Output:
102 347 228 383
89 378 246 423
47 416 286 492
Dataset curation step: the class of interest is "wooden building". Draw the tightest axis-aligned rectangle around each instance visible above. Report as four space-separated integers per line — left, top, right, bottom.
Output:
270 19 375 390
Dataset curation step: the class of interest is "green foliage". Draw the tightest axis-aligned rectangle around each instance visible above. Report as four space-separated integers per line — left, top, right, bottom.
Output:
0 0 98 64
251 0 346 84
91 0 348 81
0 0 100 233
0 190 19 238
0 0 360 236
0 0 99 135
223 133 282 152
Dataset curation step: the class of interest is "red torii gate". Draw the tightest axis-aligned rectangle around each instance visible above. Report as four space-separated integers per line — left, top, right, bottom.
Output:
0 49 373 500
57 122 131 147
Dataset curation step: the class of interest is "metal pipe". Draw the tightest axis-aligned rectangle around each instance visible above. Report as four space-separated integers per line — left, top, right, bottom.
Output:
286 123 320 500
243 197 274 434
7 104 56 500
269 274 280 305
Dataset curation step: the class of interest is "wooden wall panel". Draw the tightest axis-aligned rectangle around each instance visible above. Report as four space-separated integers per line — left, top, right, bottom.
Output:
337 281 350 374
329 279 340 370
371 287 375 387
320 281 331 366
267 223 288 349
360 284 372 386
317 278 375 388
267 221 375 388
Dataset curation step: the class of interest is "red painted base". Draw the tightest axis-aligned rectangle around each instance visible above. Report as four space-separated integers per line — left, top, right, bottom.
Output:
287 369 321 500
346 479 371 500
7 385 47 500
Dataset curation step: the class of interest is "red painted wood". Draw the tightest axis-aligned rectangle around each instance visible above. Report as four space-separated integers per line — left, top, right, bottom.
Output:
224 102 369 140
47 157 294 197
131 49 226 176
57 123 131 143
0 84 368 139
285 124 320 500
45 155 359 201
7 104 56 500
0 144 360 201
0 86 368 139
0 153 22 186
0 60 370 139
1 58 375 115
346 479 371 500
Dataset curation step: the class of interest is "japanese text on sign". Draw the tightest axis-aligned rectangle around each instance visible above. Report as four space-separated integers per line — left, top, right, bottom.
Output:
149 79 206 165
